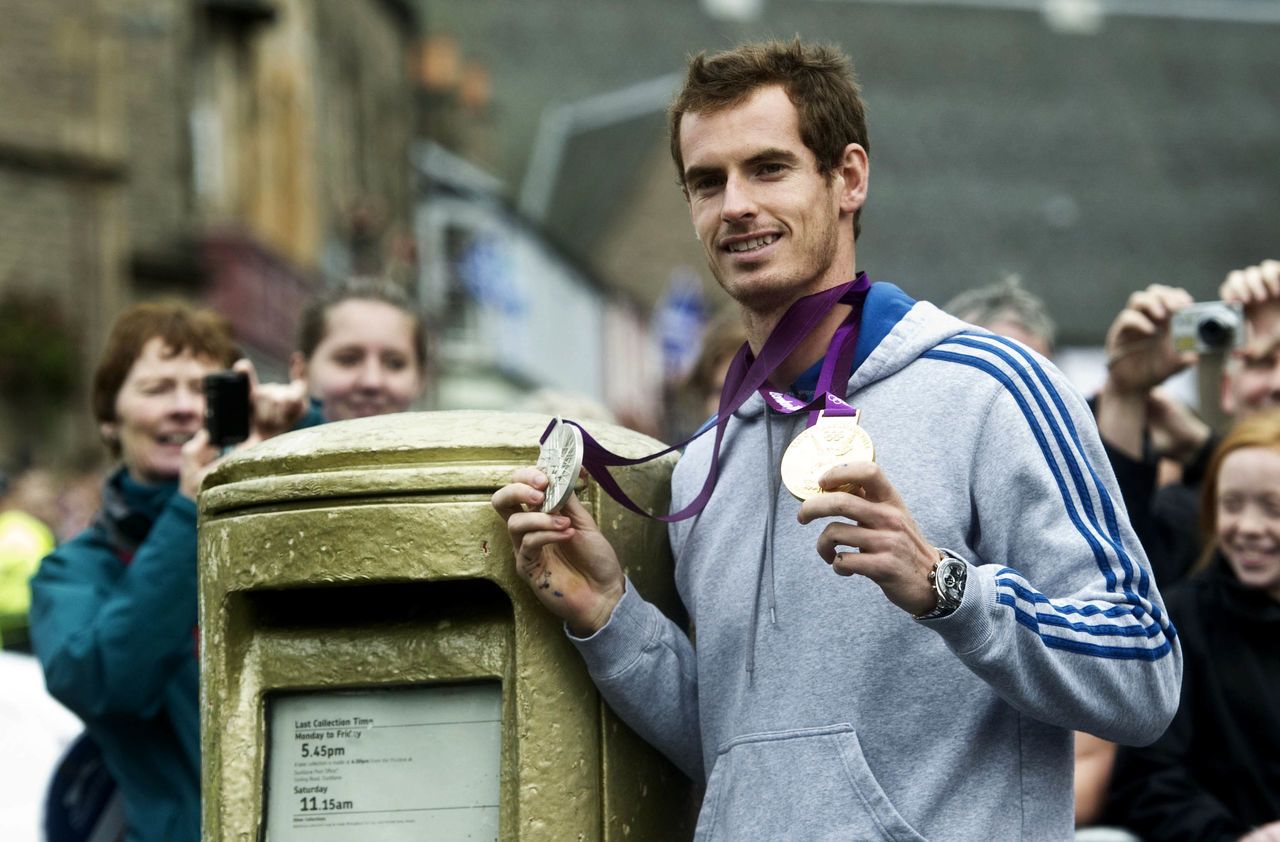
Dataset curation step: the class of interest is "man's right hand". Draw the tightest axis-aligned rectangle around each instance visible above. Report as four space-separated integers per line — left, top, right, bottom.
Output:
491 467 625 636
1104 284 1198 396
1098 285 1199 460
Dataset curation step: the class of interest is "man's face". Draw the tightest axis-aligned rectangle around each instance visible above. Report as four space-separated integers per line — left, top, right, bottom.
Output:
679 85 864 313
1222 302 1280 417
1223 341 1280 416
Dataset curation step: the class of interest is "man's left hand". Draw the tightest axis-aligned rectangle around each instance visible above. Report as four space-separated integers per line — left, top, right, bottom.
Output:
797 461 940 616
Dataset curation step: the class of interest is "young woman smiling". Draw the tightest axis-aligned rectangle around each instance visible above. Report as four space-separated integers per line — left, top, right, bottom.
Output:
290 277 427 422
1108 409 1280 842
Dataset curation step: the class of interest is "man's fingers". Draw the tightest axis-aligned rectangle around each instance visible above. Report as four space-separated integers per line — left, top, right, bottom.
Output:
559 488 594 527
1261 260 1280 297
491 480 546 520
818 461 897 504
797 485 897 530
816 523 875 564
1127 284 1192 320
1112 309 1158 341
508 511 572 554
1220 263 1280 305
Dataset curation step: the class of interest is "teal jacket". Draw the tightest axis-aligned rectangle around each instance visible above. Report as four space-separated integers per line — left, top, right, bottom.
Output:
31 404 325 841
30 469 202 842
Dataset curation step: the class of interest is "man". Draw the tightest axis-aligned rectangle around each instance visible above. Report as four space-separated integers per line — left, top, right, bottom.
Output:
944 275 1056 358
493 40 1180 839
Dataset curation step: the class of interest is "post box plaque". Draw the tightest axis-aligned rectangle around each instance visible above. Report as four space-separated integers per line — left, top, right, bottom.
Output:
265 683 502 841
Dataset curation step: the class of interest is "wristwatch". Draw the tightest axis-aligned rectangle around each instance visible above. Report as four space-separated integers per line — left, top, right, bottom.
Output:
913 549 967 621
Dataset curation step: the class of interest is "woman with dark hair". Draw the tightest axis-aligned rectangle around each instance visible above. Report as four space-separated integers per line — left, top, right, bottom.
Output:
29 301 306 842
1108 409 1280 842
290 276 428 421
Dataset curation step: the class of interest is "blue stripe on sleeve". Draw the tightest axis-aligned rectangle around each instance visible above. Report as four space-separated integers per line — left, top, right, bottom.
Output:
923 341 1175 657
946 335 1142 595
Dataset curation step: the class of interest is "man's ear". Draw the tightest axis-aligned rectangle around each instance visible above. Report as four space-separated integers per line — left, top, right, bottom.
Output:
835 142 869 216
288 351 308 383
99 421 118 446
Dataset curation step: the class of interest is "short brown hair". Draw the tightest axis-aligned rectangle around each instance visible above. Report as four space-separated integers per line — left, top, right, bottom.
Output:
1196 407 1280 571
296 276 427 370
668 39 871 238
92 300 239 434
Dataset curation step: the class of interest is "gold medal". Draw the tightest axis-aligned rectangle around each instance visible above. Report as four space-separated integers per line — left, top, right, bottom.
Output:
780 411 875 500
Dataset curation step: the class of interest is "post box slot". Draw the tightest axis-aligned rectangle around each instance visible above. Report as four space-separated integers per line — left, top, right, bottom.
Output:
241 578 511 630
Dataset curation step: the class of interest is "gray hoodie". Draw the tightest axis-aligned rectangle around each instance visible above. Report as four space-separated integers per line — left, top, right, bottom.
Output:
573 283 1181 841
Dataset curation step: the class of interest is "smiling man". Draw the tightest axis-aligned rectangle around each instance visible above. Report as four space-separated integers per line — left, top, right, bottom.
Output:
493 40 1181 840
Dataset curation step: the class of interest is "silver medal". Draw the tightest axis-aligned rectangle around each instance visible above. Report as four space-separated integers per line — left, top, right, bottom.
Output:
536 417 584 513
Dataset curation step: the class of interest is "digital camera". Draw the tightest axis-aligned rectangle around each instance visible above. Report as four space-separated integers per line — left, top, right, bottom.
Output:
1170 301 1244 354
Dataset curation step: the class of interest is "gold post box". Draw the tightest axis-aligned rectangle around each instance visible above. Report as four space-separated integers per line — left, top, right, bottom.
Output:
198 411 692 841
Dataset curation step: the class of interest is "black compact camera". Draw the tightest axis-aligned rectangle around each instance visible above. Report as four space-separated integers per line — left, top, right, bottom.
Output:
1170 301 1244 354
203 371 250 448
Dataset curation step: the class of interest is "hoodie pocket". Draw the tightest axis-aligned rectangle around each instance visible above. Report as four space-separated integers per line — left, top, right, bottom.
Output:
695 724 927 842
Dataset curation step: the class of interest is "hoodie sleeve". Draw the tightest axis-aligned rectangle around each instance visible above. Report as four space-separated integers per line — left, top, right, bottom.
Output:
567 579 703 781
29 495 199 720
919 335 1181 746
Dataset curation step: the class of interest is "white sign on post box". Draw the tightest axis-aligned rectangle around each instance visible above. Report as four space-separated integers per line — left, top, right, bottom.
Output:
265 684 502 841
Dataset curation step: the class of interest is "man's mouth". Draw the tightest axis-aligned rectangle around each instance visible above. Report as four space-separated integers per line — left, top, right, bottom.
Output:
724 233 780 254
156 432 196 446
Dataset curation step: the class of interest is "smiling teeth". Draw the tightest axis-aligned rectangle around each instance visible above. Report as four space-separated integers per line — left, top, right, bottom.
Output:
728 234 778 253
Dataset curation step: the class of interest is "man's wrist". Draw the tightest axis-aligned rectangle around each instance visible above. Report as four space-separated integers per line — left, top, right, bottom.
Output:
568 581 625 638
1096 381 1148 461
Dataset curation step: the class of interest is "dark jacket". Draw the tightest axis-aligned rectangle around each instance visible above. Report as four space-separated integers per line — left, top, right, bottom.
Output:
1099 426 1216 590
1108 557 1280 840
30 469 201 842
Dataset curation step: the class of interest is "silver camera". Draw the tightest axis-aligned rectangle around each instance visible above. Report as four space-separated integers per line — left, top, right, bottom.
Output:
1171 301 1244 354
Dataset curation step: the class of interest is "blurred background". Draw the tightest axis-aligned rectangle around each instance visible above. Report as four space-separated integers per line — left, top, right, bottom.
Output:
1 0 1277 478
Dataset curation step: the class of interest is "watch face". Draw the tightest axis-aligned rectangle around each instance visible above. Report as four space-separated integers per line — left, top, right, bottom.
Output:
936 558 966 604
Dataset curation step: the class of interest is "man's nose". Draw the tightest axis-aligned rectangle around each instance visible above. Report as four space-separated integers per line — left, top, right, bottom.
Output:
1267 356 1280 397
720 172 757 222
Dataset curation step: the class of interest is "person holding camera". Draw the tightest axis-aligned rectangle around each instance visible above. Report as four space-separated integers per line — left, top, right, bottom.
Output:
28 301 307 842
1106 408 1280 841
1095 260 1280 589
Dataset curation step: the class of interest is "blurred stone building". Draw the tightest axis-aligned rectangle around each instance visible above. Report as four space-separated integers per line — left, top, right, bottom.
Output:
0 0 417 468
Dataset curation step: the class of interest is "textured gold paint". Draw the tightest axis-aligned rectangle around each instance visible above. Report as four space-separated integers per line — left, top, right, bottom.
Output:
200 411 693 841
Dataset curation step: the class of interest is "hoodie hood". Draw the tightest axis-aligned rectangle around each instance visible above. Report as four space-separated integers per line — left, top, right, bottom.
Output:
734 281 973 421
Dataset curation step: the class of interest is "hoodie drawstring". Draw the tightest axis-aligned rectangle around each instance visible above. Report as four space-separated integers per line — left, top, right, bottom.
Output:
747 408 781 682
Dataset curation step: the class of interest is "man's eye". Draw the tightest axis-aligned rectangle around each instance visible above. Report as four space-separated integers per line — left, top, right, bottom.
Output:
382 354 409 372
1243 355 1279 371
692 176 723 193
759 162 785 175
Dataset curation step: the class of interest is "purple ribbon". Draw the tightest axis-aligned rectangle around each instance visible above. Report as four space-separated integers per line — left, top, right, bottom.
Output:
542 273 870 521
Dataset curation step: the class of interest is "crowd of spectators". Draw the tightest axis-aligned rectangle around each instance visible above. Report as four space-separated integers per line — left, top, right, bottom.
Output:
1 257 1277 839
